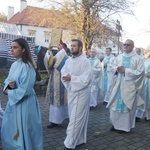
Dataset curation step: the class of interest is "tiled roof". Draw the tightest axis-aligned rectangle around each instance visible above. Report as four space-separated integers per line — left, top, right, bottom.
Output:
7 6 115 37
7 6 57 27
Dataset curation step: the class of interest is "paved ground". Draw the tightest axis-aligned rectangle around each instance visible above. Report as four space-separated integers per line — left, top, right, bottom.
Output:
0 87 150 150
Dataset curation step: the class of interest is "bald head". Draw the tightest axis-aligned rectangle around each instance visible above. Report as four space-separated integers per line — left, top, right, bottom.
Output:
123 39 134 54
126 39 134 46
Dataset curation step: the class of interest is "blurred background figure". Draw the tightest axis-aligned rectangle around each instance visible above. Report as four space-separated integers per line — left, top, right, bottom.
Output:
89 48 102 107
135 48 145 60
100 47 116 105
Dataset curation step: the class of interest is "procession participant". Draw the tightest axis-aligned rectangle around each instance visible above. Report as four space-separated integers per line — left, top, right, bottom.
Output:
61 39 92 150
44 41 69 128
101 47 116 104
135 48 145 61
107 39 145 133
2 38 43 149
89 48 102 107
136 57 150 121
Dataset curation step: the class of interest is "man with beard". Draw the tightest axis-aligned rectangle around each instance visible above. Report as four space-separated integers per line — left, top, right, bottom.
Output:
61 39 92 150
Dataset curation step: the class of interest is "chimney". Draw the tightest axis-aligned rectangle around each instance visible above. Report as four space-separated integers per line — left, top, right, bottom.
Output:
20 0 27 12
7 6 14 20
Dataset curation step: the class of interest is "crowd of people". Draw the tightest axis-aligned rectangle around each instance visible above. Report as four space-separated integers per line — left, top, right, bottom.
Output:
1 38 150 150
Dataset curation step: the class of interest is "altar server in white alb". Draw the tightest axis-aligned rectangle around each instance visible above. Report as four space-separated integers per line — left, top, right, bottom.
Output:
89 48 102 107
107 39 145 133
61 39 92 150
136 56 150 120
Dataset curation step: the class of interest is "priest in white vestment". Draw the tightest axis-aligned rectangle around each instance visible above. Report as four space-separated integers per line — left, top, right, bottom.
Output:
61 39 92 150
136 57 150 120
101 47 116 104
89 49 102 107
107 39 145 132
135 48 145 61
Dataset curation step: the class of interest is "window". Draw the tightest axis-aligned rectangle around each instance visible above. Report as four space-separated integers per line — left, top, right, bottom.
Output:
28 30 36 37
45 38 49 42
44 31 51 43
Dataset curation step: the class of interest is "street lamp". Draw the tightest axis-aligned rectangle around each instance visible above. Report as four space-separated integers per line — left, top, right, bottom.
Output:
116 20 122 55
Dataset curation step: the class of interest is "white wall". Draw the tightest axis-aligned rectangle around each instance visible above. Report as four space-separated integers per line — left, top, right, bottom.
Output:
17 25 52 47
62 29 79 48
17 25 77 48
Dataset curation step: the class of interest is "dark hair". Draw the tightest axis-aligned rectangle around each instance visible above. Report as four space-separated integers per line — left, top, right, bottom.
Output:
63 43 67 48
106 47 112 52
66 48 71 56
71 39 83 47
12 38 35 69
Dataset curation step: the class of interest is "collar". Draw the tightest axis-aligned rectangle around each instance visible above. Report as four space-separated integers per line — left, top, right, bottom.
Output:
122 50 136 57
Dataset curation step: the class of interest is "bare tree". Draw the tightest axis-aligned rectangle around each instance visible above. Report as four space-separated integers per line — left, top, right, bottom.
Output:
32 0 135 51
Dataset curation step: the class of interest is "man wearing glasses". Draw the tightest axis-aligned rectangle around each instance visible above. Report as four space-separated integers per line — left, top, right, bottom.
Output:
106 39 145 133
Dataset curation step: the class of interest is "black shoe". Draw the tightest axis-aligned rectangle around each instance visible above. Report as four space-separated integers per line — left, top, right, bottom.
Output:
103 102 108 105
135 117 141 122
77 143 85 147
110 126 118 131
47 123 59 128
117 130 128 134
144 117 150 121
64 147 74 150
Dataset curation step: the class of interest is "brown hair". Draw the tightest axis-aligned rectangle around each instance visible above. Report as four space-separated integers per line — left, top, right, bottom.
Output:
71 39 83 47
13 38 35 69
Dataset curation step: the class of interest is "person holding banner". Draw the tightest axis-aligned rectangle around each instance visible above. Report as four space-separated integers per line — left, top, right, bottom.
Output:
44 40 69 128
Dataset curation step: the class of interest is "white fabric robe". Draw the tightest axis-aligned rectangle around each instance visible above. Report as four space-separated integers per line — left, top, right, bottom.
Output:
100 55 116 102
61 53 92 149
136 58 150 119
107 50 145 132
89 57 102 107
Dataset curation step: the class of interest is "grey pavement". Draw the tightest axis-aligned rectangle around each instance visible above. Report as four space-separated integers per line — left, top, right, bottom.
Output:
0 88 150 150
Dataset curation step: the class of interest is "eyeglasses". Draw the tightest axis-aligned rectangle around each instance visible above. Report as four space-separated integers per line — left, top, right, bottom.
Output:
123 44 131 46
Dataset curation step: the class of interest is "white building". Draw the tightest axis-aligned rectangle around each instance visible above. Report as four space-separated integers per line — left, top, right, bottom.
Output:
6 0 120 51
6 1 74 47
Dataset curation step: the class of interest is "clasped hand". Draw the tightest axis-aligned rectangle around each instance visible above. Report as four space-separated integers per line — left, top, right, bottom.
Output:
145 73 150 78
117 66 125 73
4 80 16 94
62 74 71 82
9 80 16 89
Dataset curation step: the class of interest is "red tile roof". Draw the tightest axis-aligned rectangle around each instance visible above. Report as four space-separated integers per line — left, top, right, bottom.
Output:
7 6 57 27
7 6 116 38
